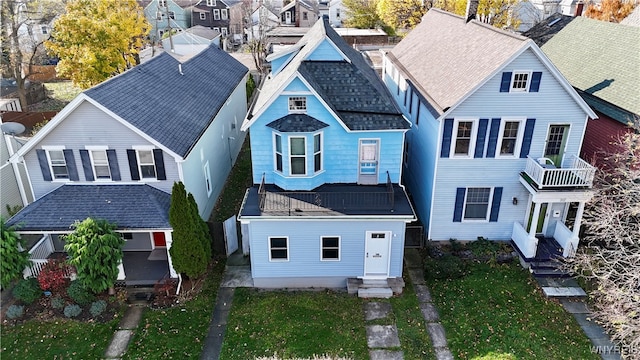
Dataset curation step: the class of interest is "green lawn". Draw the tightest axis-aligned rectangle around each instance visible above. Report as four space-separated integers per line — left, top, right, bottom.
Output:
220 289 369 360
123 259 226 360
388 280 435 360
428 261 598 360
1 318 119 359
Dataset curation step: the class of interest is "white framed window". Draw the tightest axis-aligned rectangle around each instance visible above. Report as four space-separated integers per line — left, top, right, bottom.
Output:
136 149 157 179
288 96 306 112
497 119 525 157
213 27 220 33
204 161 212 196
336 9 340 18
169 11 175 19
511 71 531 92
303 12 308 20
41 26 48 34
221 8 228 20
199 12 206 20
156 11 163 20
88 148 111 180
221 27 228 36
158 30 165 38
206 0 216 6
45 148 69 180
463 187 492 221
289 137 306 175
269 236 288 261
313 133 322 173
159 0 167 6
451 119 476 157
274 133 283 172
320 236 340 261
213 9 220 20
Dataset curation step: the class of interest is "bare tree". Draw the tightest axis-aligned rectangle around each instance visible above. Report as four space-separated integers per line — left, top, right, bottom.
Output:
565 117 640 353
242 0 272 73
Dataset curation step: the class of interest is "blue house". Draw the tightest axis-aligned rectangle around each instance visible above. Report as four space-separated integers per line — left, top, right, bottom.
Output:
7 44 249 284
238 18 415 295
382 10 597 265
140 0 197 44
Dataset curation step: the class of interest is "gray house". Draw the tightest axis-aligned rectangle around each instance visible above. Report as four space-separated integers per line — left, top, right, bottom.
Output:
7 44 249 285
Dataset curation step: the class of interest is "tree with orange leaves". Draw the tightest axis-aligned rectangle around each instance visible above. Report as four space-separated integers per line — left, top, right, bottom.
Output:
584 0 636 23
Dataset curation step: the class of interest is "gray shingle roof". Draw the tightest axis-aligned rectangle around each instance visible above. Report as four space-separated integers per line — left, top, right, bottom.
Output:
267 114 329 132
540 17 640 120
85 44 248 158
6 185 171 231
522 13 575 47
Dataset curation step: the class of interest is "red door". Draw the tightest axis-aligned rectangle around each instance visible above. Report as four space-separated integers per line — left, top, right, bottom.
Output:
153 232 166 247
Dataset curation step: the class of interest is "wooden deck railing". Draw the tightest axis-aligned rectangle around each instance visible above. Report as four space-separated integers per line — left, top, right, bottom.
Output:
524 155 595 189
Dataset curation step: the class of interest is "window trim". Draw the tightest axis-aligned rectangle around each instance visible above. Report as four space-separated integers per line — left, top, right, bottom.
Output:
288 96 307 113
168 11 175 19
135 149 157 180
320 236 340 261
213 9 220 20
269 236 289 262
273 133 283 173
158 0 167 7
510 71 531 93
86 146 112 181
450 119 477 158
221 27 228 36
289 136 307 176
463 187 493 222
313 132 322 173
206 0 216 6
204 161 212 196
43 146 69 181
199 12 206 20
221 8 228 20
496 118 525 158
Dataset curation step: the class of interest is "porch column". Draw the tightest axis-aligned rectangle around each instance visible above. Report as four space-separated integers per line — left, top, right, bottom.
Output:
528 202 542 237
571 202 586 238
164 231 178 278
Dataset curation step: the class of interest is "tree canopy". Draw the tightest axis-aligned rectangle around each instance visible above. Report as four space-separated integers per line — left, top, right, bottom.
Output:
343 0 385 29
584 0 636 23
377 0 427 30
433 0 522 30
45 0 150 89
1 217 29 288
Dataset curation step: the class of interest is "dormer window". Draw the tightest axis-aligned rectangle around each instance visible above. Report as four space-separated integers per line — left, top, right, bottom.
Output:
288 97 306 112
159 0 167 7
500 71 542 93
48 149 69 179
511 72 530 92
207 0 216 6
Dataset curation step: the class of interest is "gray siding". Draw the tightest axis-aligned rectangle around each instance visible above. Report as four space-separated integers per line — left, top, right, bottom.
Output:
1 135 27 217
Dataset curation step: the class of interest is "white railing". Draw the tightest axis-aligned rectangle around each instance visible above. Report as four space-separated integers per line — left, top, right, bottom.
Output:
23 259 48 278
512 222 538 258
524 155 595 189
29 235 54 260
554 222 579 257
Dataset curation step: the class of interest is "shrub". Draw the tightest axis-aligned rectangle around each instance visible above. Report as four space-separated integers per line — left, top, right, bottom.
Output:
51 296 65 309
1 217 30 288
5 305 24 319
37 259 71 293
424 254 469 281
89 300 107 317
468 236 502 258
63 304 82 318
67 280 94 306
12 278 42 304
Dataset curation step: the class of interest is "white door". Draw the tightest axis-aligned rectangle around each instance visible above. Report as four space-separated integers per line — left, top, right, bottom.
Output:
364 231 391 277
223 215 239 256
358 139 379 184
285 11 291 25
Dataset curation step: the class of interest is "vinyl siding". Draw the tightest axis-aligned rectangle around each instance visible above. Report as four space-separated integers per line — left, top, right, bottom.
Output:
1 135 25 218
305 39 345 61
144 0 192 40
24 100 180 199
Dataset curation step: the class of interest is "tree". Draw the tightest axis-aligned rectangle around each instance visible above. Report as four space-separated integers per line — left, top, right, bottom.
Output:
377 0 427 30
584 0 636 23
1 0 63 109
1 217 29 288
242 0 269 73
432 0 522 30
63 218 124 294
343 0 384 29
565 119 640 350
45 0 150 89
169 182 210 279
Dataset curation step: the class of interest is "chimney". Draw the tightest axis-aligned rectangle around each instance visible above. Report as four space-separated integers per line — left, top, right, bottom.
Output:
575 1 584 17
465 0 479 23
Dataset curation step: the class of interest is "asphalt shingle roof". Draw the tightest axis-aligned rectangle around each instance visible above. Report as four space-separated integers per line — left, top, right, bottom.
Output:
267 114 329 132
540 17 640 120
522 13 575 47
85 44 248 158
6 185 171 231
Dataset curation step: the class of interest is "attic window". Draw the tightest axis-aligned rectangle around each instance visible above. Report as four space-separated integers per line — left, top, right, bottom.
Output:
511 72 530 92
159 0 167 7
207 0 216 6
288 97 307 112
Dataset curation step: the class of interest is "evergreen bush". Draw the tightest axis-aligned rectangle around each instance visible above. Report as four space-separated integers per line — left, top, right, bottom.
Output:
12 278 41 304
51 295 65 309
89 300 107 317
67 280 94 306
6 305 24 319
63 304 82 318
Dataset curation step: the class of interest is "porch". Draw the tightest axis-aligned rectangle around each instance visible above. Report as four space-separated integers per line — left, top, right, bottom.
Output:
521 155 595 190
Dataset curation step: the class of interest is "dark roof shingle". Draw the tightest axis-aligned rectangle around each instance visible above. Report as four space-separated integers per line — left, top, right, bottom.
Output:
267 114 329 132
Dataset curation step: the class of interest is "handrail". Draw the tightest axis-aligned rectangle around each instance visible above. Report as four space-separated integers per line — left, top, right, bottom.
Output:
524 155 595 188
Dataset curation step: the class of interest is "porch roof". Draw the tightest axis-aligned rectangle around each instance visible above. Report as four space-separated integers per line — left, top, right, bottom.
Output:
6 184 172 232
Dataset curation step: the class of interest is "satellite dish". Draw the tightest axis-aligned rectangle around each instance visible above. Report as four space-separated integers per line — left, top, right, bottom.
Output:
1 122 26 136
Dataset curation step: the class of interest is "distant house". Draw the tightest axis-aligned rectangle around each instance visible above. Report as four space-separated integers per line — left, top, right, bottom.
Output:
1 119 33 219
139 0 197 43
383 10 597 266
328 0 345 27
7 45 249 284
247 4 280 42
536 16 640 167
162 25 221 56
280 0 318 27
238 18 415 296
515 0 585 31
191 0 242 39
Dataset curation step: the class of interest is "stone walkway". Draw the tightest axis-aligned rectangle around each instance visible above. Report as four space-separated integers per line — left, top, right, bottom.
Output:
104 304 145 359
364 301 403 359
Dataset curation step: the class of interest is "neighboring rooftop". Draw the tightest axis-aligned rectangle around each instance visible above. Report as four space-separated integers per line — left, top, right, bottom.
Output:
522 13 575 47
620 5 640 26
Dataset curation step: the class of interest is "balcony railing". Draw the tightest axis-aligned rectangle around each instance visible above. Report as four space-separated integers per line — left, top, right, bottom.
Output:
258 172 395 214
523 155 595 189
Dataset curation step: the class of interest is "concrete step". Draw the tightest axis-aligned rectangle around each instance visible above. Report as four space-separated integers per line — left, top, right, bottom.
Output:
531 268 570 278
358 287 393 299
542 286 587 298
361 279 390 287
530 261 561 269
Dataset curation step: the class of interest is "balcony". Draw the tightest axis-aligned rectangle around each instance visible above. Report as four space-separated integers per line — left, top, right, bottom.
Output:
521 155 595 190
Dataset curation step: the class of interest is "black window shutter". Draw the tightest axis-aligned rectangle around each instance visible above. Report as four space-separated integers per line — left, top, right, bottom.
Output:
489 187 503 222
530 72 542 92
486 118 501 158
519 118 536 158
107 149 121 181
500 72 512 92
416 101 420 125
64 149 79 181
453 188 466 222
474 118 489 158
127 149 140 180
441 118 454 158
79 149 94 181
36 149 52 181
153 149 166 180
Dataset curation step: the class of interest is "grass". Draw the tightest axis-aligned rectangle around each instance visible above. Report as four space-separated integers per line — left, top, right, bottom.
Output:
220 289 369 360
28 81 82 112
211 137 252 222
1 318 119 359
123 259 226 360
428 261 599 360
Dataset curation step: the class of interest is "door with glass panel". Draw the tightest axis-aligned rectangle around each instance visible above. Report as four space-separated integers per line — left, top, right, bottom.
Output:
544 125 569 167
358 139 379 184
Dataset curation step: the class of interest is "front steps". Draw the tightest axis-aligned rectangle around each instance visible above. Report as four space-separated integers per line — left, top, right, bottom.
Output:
528 260 571 278
347 278 404 298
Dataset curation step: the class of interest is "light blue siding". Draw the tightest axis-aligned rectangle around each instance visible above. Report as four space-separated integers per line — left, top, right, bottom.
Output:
247 219 406 284
23 101 180 199
144 0 192 42
181 77 247 219
305 39 345 61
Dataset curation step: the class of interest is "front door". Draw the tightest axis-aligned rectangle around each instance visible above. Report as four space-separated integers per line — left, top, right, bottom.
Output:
364 231 391 278
358 139 379 184
544 125 570 167
526 202 549 235
285 11 291 24
153 232 166 248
